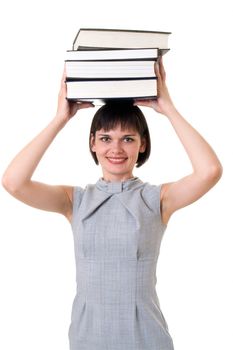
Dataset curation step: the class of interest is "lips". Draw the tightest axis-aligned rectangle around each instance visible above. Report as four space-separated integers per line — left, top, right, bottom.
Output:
107 157 127 164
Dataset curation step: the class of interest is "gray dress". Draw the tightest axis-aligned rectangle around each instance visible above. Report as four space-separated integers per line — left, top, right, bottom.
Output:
68 176 175 350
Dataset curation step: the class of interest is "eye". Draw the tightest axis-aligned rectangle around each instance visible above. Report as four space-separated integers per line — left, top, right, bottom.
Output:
124 137 134 142
100 136 110 142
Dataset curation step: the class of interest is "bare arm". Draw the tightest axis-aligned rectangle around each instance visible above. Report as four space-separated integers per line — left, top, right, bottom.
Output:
134 57 223 225
2 67 94 221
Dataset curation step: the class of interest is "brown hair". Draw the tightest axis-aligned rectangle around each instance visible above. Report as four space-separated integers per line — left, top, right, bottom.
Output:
89 101 151 168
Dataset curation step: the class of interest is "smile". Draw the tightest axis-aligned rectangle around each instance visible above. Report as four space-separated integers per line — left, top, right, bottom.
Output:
107 157 127 164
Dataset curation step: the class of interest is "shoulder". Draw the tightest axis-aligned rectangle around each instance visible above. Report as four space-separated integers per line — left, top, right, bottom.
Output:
142 181 174 226
69 182 103 205
62 185 84 205
70 185 86 204
141 181 163 197
63 185 85 223
140 182 163 211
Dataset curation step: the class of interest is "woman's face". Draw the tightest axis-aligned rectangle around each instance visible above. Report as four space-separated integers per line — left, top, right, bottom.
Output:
90 124 146 182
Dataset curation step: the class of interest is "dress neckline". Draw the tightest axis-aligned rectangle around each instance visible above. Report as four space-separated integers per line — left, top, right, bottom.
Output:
95 176 143 194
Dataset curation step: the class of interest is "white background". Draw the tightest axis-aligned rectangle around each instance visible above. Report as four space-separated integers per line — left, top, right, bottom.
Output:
0 0 232 349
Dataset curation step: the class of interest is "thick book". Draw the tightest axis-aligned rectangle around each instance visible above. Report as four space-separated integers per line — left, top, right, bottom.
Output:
73 28 171 51
66 78 157 103
65 48 159 61
77 46 169 56
65 60 156 79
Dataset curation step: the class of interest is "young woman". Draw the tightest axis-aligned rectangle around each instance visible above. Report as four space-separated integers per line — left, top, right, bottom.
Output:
2 58 223 350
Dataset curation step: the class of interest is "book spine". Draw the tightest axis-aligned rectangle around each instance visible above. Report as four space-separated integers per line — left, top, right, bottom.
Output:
65 58 158 62
78 28 171 34
66 96 157 105
65 77 158 82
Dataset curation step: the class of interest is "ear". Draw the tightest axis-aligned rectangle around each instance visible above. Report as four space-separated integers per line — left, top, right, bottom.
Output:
139 137 146 153
90 133 96 152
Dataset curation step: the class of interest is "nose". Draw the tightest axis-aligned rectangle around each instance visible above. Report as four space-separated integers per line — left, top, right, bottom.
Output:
110 140 124 154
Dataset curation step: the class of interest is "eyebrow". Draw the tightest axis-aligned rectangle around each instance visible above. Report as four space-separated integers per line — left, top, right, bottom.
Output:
98 133 136 137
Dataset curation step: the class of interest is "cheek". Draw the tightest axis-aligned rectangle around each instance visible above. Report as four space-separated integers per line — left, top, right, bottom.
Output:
125 148 141 161
129 143 141 153
95 144 108 156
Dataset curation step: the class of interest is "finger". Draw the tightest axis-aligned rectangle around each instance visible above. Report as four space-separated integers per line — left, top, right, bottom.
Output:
159 56 166 81
133 99 154 107
134 99 147 106
154 61 161 80
77 102 95 110
61 64 67 85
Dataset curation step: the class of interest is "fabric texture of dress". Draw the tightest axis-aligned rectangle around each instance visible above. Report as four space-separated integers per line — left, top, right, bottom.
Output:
68 176 175 350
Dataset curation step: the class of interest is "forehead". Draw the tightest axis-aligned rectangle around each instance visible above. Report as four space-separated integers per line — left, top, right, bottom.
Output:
96 124 138 135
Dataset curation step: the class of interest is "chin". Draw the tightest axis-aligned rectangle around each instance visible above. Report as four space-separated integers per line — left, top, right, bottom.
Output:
98 157 136 175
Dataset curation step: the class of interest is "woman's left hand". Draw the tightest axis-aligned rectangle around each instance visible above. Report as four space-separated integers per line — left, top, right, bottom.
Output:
133 57 176 116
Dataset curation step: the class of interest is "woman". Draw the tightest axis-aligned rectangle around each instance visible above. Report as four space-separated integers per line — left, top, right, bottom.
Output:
2 58 223 350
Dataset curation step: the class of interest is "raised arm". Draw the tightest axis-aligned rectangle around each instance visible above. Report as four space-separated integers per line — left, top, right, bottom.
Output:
134 57 223 225
2 67 94 222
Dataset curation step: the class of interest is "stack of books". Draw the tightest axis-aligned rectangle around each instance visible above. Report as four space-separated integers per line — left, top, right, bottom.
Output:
65 28 171 104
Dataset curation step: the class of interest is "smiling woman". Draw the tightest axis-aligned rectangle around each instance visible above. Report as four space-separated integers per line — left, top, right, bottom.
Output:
1 59 222 350
89 101 150 181
89 101 151 168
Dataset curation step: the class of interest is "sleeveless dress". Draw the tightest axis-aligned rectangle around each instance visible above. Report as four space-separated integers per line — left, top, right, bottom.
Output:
68 176 175 350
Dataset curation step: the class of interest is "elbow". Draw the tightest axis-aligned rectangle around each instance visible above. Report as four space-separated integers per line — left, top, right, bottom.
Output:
204 163 223 183
2 174 19 194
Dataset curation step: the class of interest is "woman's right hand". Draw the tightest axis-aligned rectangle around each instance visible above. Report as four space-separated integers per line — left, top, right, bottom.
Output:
55 66 95 124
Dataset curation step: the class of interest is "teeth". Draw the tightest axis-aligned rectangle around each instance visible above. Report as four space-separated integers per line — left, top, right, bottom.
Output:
108 158 126 163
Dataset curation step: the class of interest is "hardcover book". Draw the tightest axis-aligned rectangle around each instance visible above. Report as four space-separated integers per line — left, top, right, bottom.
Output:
73 28 171 51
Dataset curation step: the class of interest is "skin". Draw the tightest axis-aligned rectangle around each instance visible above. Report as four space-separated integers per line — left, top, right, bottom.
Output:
90 126 146 182
2 59 223 226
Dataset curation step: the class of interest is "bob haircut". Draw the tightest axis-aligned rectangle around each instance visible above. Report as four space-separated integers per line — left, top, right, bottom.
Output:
89 101 151 168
